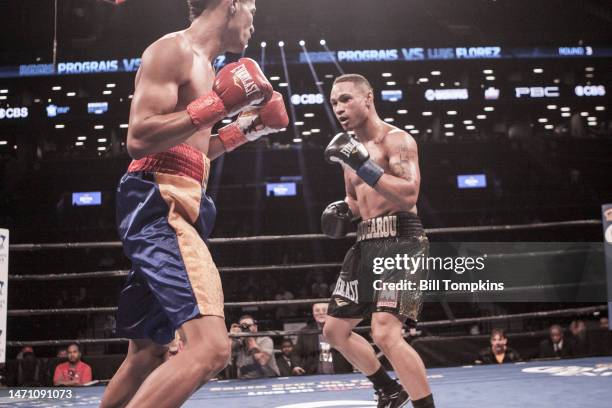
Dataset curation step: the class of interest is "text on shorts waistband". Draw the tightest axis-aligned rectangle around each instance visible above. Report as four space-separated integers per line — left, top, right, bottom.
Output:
127 143 210 188
356 212 425 242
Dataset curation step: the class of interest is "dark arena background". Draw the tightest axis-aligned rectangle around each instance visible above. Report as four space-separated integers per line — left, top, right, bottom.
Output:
0 0 611 407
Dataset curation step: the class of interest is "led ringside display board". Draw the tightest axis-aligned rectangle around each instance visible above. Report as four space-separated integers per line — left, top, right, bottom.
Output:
72 192 102 206
1 45 611 78
457 174 487 189
266 183 297 197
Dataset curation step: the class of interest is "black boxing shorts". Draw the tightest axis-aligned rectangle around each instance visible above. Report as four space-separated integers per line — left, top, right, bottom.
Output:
327 212 429 324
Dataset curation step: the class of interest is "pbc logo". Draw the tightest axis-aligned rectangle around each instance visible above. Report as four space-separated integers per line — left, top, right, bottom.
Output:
515 86 560 98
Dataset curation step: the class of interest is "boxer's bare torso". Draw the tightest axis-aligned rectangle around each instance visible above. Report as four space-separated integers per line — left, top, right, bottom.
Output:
128 30 224 159
130 31 215 155
344 122 420 220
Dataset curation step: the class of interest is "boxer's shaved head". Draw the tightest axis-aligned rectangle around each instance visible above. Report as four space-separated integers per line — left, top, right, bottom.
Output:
187 0 213 21
330 73 376 131
333 74 373 94
188 0 254 22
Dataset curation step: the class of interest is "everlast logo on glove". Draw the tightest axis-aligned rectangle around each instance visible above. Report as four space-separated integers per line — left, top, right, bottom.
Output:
231 64 260 98
357 215 398 241
340 138 359 158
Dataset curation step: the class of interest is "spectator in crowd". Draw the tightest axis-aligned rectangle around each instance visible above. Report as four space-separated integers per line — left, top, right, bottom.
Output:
276 338 303 376
16 346 35 360
311 273 330 298
232 315 280 379
539 324 574 359
15 347 43 386
476 328 521 364
294 303 353 375
56 348 68 359
274 285 296 319
53 343 92 386
568 320 588 357
588 317 611 357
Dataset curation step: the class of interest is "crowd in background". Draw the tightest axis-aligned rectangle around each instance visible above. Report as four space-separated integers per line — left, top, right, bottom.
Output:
3 302 610 386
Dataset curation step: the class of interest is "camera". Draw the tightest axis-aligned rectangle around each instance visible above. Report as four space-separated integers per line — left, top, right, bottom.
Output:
240 323 252 332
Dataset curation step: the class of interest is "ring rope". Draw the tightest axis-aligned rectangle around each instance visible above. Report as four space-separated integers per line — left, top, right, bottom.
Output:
6 305 606 347
7 290 606 316
7 298 332 316
8 219 601 252
9 247 601 282
9 263 344 281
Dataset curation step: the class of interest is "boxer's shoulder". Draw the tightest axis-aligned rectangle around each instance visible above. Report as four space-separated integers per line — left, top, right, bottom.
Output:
140 31 193 81
380 125 417 155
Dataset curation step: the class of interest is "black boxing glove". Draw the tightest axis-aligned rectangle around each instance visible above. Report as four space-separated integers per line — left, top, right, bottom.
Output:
324 132 384 187
321 201 353 239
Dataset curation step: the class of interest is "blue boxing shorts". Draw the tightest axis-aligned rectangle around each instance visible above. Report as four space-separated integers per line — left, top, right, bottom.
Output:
115 143 223 345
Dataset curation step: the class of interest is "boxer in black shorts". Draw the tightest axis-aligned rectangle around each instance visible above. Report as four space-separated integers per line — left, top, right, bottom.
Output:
321 74 435 408
329 213 428 322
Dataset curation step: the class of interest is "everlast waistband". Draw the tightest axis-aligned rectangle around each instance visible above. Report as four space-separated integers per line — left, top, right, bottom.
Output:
127 143 210 188
356 212 425 242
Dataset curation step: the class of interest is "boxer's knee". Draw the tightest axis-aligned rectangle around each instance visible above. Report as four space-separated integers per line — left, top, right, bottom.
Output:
323 322 350 348
191 336 230 375
371 314 403 352
128 339 167 366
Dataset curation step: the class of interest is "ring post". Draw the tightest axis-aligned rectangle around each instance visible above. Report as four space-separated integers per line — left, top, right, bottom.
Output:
0 228 8 363
602 205 612 330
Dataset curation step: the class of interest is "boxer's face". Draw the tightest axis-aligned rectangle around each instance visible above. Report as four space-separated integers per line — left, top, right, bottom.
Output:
226 0 256 53
331 81 372 131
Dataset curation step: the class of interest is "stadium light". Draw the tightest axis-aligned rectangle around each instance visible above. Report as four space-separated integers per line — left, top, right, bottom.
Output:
278 41 285 47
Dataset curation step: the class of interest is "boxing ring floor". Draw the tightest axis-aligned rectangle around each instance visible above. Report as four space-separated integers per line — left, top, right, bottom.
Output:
1 357 610 407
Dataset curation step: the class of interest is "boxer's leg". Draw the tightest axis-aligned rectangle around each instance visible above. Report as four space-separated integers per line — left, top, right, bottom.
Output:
124 315 230 408
100 339 167 408
372 312 434 406
323 315 380 375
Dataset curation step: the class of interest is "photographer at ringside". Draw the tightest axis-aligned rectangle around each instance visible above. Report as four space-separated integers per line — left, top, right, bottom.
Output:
231 315 280 379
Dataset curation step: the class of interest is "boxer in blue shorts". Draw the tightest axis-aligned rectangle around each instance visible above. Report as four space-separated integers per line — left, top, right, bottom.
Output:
100 1 288 407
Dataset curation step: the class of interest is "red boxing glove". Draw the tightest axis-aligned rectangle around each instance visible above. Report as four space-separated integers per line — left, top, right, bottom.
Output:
218 91 289 152
186 58 273 129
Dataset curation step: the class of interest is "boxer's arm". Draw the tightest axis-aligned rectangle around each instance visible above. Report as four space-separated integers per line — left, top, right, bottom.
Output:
343 168 361 219
207 136 229 161
374 131 420 207
127 40 196 159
